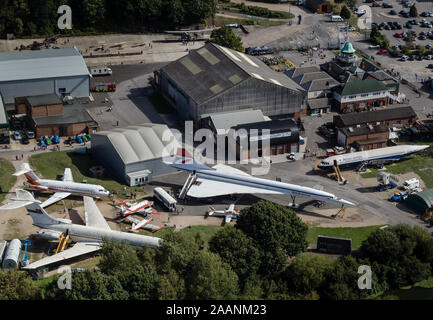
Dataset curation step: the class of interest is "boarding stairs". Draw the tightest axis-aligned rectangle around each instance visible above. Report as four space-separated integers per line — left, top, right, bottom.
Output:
55 233 70 254
178 172 197 200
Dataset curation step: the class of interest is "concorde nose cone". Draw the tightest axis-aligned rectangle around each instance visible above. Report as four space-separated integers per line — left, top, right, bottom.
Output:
337 198 356 206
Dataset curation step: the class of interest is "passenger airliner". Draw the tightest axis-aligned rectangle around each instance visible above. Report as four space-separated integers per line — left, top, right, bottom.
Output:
14 163 110 208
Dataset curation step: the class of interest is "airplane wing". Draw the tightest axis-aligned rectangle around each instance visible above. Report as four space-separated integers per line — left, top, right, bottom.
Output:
83 196 111 230
22 242 101 270
187 164 281 198
40 192 71 208
62 168 74 182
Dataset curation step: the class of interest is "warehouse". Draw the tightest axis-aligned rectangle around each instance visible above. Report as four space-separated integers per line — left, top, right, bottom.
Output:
407 189 433 214
155 43 305 121
233 119 301 159
337 123 390 151
91 123 181 186
0 47 90 105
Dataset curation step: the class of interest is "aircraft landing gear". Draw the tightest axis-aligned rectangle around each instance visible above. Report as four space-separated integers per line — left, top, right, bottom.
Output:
332 204 346 219
287 195 299 209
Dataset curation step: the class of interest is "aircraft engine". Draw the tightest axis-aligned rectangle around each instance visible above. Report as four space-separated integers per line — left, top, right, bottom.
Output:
37 229 62 240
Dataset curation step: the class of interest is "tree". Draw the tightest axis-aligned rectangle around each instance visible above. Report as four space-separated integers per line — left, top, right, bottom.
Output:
210 26 244 52
410 4 418 17
184 250 239 299
157 270 186 299
209 226 261 285
340 5 351 20
282 253 335 297
0 270 40 300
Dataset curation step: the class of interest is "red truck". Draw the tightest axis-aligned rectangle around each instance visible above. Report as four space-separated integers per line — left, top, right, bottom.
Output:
91 82 116 92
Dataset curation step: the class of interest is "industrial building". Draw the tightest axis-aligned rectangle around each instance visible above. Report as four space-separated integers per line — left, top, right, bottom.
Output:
91 123 181 186
155 43 306 121
14 94 98 138
337 123 390 151
0 92 9 144
233 119 301 159
407 189 433 214
0 47 90 105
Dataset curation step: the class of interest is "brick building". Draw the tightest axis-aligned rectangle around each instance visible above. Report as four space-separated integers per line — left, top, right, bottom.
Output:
333 106 417 129
337 123 389 151
333 79 389 113
14 94 98 138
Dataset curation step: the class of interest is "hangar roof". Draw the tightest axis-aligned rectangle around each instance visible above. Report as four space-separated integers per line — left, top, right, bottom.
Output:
160 43 304 105
201 108 266 131
93 123 181 165
0 47 90 82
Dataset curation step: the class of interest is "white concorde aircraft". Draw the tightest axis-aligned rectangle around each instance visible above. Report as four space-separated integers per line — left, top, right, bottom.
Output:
0 189 162 270
165 149 355 207
13 163 110 208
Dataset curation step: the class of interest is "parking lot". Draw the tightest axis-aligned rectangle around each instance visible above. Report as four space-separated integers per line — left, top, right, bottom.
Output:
359 0 433 81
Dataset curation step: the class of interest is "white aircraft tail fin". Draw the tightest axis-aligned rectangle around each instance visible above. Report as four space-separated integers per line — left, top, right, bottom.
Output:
167 148 212 171
13 163 40 184
0 189 60 226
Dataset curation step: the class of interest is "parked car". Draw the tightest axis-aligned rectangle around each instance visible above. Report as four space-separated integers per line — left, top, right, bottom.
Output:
377 48 388 54
427 64 433 69
382 2 393 8
25 131 35 139
13 131 21 140
389 10 397 15
394 32 403 38
401 55 409 61
20 136 29 145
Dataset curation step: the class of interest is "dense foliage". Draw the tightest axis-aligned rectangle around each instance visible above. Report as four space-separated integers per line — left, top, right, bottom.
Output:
233 3 292 19
0 0 217 37
2 201 433 300
210 26 244 51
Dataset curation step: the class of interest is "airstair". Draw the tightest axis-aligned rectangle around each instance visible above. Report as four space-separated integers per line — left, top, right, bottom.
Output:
55 233 70 254
332 160 347 184
178 172 197 200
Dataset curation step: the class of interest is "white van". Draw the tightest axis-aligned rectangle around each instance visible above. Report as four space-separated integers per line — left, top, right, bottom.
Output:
89 67 112 76
331 15 344 22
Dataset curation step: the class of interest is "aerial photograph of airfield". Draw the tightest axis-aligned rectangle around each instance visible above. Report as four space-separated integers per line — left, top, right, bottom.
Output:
0 0 433 302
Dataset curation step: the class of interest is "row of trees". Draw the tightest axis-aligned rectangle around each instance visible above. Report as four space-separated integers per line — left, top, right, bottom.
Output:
0 0 217 37
2 201 433 300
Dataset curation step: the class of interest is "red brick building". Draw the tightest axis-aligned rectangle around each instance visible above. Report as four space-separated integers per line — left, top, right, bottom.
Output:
337 123 389 151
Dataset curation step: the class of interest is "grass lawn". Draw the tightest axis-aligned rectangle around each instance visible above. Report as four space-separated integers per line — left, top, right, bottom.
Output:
29 151 145 196
147 95 175 114
360 154 433 188
307 225 384 249
0 158 17 203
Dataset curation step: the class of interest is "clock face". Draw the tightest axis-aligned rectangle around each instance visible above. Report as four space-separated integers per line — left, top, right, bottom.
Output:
357 5 372 30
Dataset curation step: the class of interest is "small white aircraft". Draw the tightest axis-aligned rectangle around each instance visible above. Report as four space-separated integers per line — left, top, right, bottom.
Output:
116 198 154 217
13 163 110 208
125 215 163 233
206 204 239 224
0 189 161 270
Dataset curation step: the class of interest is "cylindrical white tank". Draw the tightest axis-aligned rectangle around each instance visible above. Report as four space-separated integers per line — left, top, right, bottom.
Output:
0 241 7 265
2 239 22 271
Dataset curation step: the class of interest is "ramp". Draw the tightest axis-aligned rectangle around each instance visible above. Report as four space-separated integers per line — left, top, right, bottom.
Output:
179 172 197 200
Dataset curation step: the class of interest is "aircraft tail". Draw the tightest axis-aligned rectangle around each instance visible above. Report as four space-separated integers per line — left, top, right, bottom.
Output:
13 163 40 184
0 189 60 226
166 148 212 171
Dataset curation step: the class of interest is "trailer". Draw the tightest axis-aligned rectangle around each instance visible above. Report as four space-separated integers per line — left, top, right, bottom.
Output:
377 172 399 191
90 67 113 76
402 178 420 191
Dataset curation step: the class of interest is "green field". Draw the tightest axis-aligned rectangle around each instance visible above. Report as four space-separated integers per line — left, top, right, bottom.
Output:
0 158 17 203
360 154 433 188
29 151 144 196
307 225 384 249
209 15 288 27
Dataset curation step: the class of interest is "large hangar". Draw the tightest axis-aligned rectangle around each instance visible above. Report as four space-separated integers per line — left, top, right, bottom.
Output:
91 123 181 186
155 43 306 121
0 47 90 105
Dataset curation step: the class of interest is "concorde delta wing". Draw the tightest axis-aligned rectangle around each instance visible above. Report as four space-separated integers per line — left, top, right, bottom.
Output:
62 168 74 182
22 242 101 270
211 163 252 177
40 192 71 208
83 196 111 230
187 178 282 198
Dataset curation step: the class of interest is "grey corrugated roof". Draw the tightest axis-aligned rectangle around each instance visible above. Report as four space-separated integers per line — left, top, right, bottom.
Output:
0 92 7 126
293 71 331 85
93 123 181 165
32 100 95 126
307 98 332 109
336 106 417 126
0 47 90 82
286 66 321 79
201 109 266 131
340 123 389 137
160 43 304 105
26 94 62 107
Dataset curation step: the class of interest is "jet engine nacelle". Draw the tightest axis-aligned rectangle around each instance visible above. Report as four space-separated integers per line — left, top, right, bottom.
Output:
31 185 49 190
37 229 62 240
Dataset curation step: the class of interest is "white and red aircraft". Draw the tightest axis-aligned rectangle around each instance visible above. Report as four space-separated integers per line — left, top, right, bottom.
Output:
116 199 154 217
125 215 163 233
13 163 110 208
206 204 239 224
